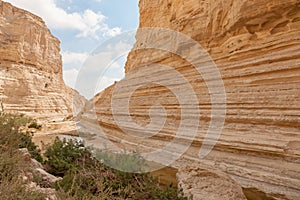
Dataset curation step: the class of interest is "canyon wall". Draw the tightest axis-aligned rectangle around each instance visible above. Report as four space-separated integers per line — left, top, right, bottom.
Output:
84 0 300 199
0 1 85 121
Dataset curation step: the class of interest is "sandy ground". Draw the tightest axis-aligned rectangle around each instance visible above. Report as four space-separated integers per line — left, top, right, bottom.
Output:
32 120 79 151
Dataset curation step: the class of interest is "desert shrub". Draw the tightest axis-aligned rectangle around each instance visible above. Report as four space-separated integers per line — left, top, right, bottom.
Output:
0 113 45 199
28 121 42 130
0 113 187 199
13 113 32 126
45 138 187 200
44 138 88 176
0 113 42 161
0 176 47 200
0 151 46 200
94 150 145 173
18 132 43 162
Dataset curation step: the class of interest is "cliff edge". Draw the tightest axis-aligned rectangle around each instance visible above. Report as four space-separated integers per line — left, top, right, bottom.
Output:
0 1 85 121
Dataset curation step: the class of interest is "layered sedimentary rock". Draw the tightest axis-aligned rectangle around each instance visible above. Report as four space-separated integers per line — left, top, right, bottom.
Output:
83 0 300 199
0 1 85 121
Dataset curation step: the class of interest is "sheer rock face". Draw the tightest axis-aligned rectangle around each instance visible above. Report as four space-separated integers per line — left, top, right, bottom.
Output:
0 1 85 121
85 0 300 199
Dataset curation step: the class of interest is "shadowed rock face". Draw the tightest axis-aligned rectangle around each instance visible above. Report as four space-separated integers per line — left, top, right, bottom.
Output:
82 0 300 199
0 1 85 121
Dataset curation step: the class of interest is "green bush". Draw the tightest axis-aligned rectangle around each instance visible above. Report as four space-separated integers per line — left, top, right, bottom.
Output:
28 121 42 130
45 138 187 200
44 138 87 176
0 113 42 162
94 150 146 173
18 132 43 162
0 113 187 199
0 113 45 199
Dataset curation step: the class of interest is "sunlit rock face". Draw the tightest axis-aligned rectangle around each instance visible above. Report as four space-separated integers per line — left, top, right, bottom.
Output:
83 0 300 199
0 1 85 121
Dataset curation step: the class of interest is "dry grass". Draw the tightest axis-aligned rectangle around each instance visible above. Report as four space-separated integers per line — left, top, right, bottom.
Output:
0 113 46 199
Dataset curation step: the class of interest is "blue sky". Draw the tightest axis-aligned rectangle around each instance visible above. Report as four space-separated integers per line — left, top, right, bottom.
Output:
5 0 139 98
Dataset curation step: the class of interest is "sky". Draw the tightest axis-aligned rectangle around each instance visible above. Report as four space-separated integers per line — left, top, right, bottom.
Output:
4 0 140 99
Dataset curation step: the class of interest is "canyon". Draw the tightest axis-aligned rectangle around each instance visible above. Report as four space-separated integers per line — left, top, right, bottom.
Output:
80 0 300 199
0 0 300 199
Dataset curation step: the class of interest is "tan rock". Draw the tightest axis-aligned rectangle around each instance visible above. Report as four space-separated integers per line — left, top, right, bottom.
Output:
177 165 247 200
0 1 86 121
19 148 59 199
84 0 300 199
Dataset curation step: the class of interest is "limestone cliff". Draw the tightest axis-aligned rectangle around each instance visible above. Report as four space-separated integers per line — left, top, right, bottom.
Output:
0 1 85 121
84 0 300 199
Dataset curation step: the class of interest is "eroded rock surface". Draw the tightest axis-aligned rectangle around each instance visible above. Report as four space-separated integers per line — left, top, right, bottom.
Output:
0 1 85 121
177 165 247 200
82 0 300 199
19 148 59 200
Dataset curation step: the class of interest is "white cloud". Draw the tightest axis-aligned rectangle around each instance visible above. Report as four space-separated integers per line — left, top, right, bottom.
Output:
62 34 135 98
62 51 89 65
63 68 79 89
61 40 131 97
4 0 121 39
105 27 122 37
80 41 132 74
63 68 121 98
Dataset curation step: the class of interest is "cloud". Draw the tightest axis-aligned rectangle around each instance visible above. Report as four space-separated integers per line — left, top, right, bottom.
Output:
70 34 137 98
61 39 132 97
63 68 121 99
5 0 121 39
105 27 122 37
63 68 79 89
62 51 89 65
77 41 132 75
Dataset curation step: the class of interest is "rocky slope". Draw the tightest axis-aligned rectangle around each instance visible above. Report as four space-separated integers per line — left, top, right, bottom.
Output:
0 1 85 121
82 0 300 199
